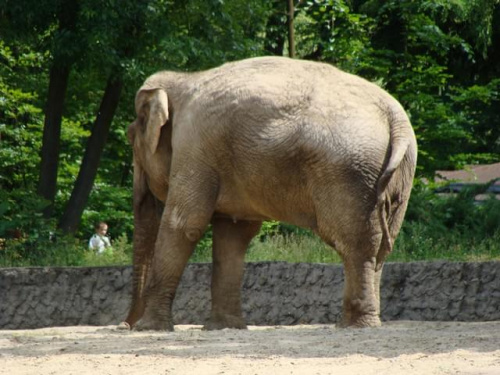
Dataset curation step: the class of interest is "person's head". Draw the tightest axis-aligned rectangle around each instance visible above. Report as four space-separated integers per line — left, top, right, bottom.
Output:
95 222 108 236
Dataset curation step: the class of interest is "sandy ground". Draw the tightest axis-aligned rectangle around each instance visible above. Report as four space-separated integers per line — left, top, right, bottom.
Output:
0 321 499 375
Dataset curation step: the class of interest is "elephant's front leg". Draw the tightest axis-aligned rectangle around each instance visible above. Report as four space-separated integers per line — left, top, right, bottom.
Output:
135 191 215 331
204 218 262 330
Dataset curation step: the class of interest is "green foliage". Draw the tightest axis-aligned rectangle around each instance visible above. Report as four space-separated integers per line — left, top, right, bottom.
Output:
247 234 341 263
359 0 500 173
0 235 84 267
79 184 133 241
145 0 272 72
1 0 499 265
0 45 55 248
82 234 132 266
295 0 374 70
0 232 132 267
0 190 49 237
393 222 500 262
0 75 43 190
392 180 500 261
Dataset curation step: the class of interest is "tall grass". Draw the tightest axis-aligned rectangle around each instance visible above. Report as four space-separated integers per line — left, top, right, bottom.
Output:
391 223 500 262
190 225 500 264
190 227 342 264
246 234 341 263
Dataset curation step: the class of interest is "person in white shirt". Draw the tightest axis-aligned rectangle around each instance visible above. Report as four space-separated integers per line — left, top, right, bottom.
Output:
88 222 112 254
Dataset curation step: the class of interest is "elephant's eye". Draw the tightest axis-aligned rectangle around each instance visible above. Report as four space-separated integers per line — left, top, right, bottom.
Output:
137 106 150 132
136 114 148 133
127 123 137 144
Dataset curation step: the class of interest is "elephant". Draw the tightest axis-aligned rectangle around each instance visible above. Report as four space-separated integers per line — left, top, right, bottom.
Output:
121 56 417 331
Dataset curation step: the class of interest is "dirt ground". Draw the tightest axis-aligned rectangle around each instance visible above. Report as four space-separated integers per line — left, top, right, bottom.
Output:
1 321 499 375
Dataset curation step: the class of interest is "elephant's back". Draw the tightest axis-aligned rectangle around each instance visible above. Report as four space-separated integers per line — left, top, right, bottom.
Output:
188 57 395 181
191 57 395 135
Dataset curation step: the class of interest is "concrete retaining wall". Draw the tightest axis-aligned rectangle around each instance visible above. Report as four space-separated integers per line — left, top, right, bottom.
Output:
1 261 499 329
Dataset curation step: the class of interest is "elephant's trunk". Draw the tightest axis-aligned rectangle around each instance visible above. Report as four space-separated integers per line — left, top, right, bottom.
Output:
124 255 151 326
123 188 163 328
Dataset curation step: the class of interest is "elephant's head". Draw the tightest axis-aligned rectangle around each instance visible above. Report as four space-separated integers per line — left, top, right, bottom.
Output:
128 87 173 201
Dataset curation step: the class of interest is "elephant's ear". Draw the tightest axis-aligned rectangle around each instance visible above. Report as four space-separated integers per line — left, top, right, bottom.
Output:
137 88 169 154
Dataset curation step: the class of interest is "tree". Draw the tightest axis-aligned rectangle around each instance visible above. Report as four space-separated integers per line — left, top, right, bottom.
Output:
287 0 296 57
0 0 83 217
59 0 273 233
348 0 500 173
58 0 152 233
2 0 498 261
58 75 124 233
264 0 288 56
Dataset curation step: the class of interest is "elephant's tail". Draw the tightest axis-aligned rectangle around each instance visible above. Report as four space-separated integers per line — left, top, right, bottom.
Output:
375 103 416 269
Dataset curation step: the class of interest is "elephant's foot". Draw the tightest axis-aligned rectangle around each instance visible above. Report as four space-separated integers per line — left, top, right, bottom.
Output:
339 300 381 328
116 321 131 330
134 318 174 331
133 309 174 331
203 313 247 331
338 314 381 328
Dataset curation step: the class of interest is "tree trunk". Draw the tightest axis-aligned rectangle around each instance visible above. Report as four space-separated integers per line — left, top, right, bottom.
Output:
59 74 124 234
37 0 79 218
287 0 295 58
37 63 71 218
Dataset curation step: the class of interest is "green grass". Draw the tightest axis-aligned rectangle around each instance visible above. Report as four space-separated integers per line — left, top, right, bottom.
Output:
390 223 500 262
80 234 133 266
190 228 500 264
2 227 499 267
0 234 132 267
190 233 342 264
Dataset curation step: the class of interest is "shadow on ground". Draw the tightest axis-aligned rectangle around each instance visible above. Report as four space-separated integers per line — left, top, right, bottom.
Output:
1 321 499 360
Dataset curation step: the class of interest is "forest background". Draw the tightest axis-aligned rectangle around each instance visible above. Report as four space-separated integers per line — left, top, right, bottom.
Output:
1 0 499 266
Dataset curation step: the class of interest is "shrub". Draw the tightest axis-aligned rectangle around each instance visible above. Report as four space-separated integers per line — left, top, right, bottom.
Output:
82 234 132 266
392 180 500 262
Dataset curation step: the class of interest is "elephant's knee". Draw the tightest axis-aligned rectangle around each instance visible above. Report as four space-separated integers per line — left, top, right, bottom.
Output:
184 227 203 243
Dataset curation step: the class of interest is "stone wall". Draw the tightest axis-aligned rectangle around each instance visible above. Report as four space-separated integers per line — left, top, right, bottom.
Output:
1 261 499 329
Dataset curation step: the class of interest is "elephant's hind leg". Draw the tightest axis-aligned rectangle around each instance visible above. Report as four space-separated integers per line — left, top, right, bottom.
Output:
204 218 262 330
318 213 383 328
333 227 384 328
339 247 382 328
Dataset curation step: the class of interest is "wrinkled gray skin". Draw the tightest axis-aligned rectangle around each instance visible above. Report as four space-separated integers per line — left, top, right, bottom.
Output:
122 56 417 331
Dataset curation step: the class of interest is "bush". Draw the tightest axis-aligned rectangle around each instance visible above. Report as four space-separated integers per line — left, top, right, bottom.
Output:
392 180 500 262
82 234 132 266
0 232 133 267
79 184 134 242
0 235 84 267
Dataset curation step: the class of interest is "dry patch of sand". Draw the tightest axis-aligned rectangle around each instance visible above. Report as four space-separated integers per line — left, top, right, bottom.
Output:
1 321 499 374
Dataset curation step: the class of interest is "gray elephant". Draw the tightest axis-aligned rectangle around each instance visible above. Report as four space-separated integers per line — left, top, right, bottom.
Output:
121 56 417 331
